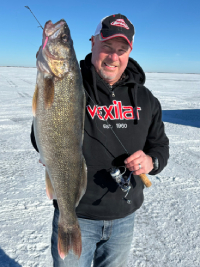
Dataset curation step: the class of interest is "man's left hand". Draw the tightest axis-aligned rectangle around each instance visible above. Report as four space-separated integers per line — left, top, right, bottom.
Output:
124 150 153 175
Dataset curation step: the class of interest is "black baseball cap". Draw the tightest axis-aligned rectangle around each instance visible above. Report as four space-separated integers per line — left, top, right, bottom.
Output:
93 14 135 49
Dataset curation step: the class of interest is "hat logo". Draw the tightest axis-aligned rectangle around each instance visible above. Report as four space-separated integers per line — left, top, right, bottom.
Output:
110 19 129 30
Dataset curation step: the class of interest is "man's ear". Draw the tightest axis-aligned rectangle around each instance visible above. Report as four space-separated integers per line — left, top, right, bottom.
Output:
91 36 95 51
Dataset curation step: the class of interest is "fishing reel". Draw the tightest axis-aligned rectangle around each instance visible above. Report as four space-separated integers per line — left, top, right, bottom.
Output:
110 166 132 204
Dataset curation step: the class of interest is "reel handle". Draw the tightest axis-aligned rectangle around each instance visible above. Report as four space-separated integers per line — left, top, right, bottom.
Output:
139 173 152 187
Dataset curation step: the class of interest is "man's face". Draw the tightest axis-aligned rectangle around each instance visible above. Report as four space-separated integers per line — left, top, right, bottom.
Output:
91 36 131 85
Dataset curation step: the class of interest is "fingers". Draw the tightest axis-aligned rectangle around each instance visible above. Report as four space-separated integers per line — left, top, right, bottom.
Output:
126 161 145 175
124 151 153 175
125 158 142 170
124 150 144 171
124 150 142 164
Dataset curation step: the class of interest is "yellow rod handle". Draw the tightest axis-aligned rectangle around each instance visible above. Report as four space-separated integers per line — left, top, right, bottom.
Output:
139 173 152 187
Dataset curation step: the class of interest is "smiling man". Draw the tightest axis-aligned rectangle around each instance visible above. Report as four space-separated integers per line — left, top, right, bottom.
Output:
31 13 169 267
91 36 131 84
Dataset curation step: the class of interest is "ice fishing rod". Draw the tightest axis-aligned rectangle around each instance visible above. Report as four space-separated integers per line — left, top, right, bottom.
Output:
25 6 43 30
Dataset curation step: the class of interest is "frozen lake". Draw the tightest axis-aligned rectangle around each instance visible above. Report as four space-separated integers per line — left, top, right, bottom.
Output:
0 67 200 267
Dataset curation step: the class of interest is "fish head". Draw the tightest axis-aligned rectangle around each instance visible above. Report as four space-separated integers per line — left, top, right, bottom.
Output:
37 19 76 78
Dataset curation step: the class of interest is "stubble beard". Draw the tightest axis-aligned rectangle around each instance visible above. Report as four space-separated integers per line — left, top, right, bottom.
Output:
99 68 117 82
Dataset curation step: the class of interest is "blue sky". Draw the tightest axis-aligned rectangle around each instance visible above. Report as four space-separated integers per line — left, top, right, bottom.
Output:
0 0 200 73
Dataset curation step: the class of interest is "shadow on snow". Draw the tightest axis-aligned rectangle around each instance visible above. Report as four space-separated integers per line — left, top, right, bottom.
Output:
162 109 200 128
0 248 22 267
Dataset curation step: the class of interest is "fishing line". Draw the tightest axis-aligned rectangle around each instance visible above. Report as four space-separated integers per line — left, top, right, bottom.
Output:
85 90 133 203
84 89 130 156
25 6 43 30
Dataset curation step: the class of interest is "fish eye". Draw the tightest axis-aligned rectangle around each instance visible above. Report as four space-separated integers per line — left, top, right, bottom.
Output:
61 34 67 42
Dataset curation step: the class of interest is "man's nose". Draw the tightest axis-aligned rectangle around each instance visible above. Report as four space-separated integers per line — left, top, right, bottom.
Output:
109 52 119 61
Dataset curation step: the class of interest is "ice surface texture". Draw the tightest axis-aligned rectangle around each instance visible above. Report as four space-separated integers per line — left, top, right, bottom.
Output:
0 68 200 267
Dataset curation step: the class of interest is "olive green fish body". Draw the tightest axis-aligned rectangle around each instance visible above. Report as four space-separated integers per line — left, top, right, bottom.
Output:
33 19 87 259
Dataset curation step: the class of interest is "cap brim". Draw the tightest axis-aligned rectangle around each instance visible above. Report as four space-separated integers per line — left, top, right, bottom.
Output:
99 33 132 50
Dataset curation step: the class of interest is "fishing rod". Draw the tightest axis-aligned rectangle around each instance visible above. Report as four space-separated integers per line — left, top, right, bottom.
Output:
25 6 43 29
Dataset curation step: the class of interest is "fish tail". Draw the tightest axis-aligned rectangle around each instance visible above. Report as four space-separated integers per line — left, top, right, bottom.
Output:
57 222 82 260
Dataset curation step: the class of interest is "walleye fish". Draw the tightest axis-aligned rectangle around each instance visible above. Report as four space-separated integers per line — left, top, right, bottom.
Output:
32 19 87 260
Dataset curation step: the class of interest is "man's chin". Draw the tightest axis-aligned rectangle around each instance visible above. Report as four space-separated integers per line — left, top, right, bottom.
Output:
99 70 117 82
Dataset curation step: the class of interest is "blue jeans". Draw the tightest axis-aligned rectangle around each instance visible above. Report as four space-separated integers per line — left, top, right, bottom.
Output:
51 208 135 267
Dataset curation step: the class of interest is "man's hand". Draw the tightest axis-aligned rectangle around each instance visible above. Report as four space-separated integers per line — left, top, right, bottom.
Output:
124 150 153 175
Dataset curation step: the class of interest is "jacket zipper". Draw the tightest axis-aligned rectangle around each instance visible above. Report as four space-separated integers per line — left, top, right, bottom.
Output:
109 85 115 97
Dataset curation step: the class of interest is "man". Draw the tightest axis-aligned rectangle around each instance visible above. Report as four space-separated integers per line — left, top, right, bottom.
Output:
31 14 169 267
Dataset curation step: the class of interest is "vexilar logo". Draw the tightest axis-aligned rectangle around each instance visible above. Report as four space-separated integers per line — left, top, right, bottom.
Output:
87 100 141 121
110 19 129 30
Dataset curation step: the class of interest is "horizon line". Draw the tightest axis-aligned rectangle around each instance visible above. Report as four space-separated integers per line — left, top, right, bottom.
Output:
0 66 199 75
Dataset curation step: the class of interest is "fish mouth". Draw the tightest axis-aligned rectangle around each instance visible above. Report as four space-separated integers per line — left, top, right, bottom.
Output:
42 19 67 61
44 19 66 38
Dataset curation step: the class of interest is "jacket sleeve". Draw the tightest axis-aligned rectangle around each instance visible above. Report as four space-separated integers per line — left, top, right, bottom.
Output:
144 97 169 175
30 122 39 153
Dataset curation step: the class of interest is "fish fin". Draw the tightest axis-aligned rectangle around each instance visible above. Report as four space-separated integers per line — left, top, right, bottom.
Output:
44 77 54 109
75 157 87 208
58 221 82 260
32 84 39 116
47 60 66 78
45 169 55 200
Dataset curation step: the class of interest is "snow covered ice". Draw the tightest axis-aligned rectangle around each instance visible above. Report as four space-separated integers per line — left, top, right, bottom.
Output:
0 67 200 267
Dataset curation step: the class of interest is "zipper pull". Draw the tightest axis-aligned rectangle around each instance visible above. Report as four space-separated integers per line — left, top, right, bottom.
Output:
109 85 115 97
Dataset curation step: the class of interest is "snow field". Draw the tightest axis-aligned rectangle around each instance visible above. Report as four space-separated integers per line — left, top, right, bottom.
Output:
0 68 200 267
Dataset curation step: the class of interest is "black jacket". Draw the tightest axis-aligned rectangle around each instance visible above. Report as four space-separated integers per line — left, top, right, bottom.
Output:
31 53 169 220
